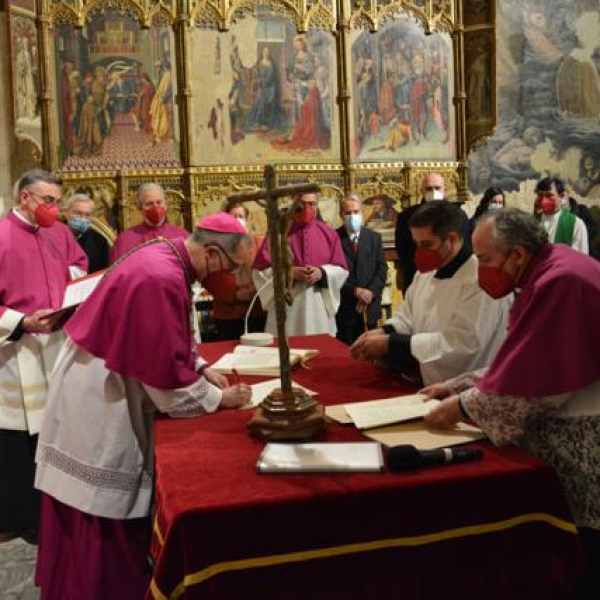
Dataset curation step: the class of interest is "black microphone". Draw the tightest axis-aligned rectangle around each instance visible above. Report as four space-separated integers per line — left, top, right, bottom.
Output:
387 444 483 473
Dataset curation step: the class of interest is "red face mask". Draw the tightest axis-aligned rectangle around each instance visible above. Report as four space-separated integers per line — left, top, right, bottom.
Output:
414 245 446 273
294 205 316 226
477 265 515 299
539 197 557 215
202 250 237 298
34 203 59 228
144 205 166 226
202 270 236 298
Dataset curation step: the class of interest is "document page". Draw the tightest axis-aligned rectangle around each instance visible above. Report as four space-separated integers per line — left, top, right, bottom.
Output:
62 271 105 308
257 442 383 473
343 394 440 430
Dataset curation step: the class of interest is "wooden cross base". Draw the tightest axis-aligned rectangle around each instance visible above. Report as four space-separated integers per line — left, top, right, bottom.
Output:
247 387 328 441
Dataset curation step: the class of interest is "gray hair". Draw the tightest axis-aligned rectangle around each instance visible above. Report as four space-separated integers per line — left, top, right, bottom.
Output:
136 183 165 208
63 193 94 212
340 193 362 213
13 169 62 203
478 208 548 255
191 227 250 255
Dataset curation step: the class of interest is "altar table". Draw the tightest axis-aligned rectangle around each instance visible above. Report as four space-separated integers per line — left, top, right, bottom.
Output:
148 335 583 600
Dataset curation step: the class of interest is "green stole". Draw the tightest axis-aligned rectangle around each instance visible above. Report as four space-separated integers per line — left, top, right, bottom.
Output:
537 209 576 246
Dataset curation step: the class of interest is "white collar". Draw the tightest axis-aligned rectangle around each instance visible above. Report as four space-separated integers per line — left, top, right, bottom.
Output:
12 207 38 228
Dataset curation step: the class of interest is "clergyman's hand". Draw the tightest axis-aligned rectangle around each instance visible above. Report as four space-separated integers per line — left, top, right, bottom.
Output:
220 384 252 409
24 309 60 334
419 382 452 400
304 266 323 285
204 367 229 389
292 266 308 282
350 333 389 360
424 395 462 429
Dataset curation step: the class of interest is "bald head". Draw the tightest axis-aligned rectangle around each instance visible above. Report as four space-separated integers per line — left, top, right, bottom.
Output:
420 173 445 202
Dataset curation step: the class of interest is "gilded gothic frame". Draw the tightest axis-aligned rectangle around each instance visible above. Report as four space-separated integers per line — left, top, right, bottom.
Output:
6 0 496 240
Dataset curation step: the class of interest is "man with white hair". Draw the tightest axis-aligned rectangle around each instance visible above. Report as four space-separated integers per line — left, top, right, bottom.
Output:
0 169 87 543
64 193 110 273
110 182 187 262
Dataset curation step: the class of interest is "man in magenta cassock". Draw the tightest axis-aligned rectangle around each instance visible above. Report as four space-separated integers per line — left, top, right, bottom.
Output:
0 169 88 543
424 208 600 599
252 192 348 336
109 182 188 262
35 213 252 599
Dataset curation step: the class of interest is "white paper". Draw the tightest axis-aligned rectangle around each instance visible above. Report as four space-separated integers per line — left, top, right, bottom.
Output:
257 442 383 473
343 394 440 430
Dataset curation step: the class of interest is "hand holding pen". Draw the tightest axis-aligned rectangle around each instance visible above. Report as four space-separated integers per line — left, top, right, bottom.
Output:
220 368 252 408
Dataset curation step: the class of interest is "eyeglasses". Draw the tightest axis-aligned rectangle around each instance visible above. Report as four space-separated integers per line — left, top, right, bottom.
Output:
27 190 60 205
208 243 241 271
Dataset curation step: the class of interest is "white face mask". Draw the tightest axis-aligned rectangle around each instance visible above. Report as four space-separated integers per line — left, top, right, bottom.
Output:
488 202 503 211
344 213 362 232
424 189 444 202
235 216 247 231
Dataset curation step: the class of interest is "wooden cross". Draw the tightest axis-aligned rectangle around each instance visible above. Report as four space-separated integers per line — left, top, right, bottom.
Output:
227 165 326 440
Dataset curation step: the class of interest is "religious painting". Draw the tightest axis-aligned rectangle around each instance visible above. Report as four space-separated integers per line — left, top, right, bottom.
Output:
10 13 42 149
362 193 398 247
52 10 180 171
347 18 456 162
468 0 600 205
189 12 339 166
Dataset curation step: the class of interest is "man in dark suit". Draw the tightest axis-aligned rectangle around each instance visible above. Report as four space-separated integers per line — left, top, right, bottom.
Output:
336 194 388 345
64 193 110 273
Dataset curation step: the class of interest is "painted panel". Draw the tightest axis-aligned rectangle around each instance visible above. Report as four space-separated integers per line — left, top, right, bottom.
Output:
189 15 339 165
53 10 180 171
347 18 455 162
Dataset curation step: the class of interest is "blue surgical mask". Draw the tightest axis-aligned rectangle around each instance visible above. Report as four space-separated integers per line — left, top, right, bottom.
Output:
344 213 362 233
345 213 362 232
68 216 91 234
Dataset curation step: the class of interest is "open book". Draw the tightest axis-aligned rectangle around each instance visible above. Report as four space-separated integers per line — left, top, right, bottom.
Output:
210 345 320 377
257 442 383 473
40 270 106 322
326 393 440 430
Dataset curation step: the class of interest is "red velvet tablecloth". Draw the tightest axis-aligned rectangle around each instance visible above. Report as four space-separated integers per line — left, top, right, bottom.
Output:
148 335 583 600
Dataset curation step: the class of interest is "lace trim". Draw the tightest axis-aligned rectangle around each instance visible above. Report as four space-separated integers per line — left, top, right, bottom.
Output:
39 444 152 492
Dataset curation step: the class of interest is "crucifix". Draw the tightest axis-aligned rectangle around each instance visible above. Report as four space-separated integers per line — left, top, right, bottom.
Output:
227 165 328 441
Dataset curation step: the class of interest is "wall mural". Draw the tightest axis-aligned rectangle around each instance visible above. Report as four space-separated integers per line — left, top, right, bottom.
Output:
468 0 600 202
53 10 180 171
190 17 339 165
348 20 455 161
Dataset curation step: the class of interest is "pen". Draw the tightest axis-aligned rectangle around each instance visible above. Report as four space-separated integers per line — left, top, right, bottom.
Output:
232 368 241 387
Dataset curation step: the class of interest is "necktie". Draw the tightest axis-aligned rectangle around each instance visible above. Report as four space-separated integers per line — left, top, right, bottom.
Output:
351 234 359 254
